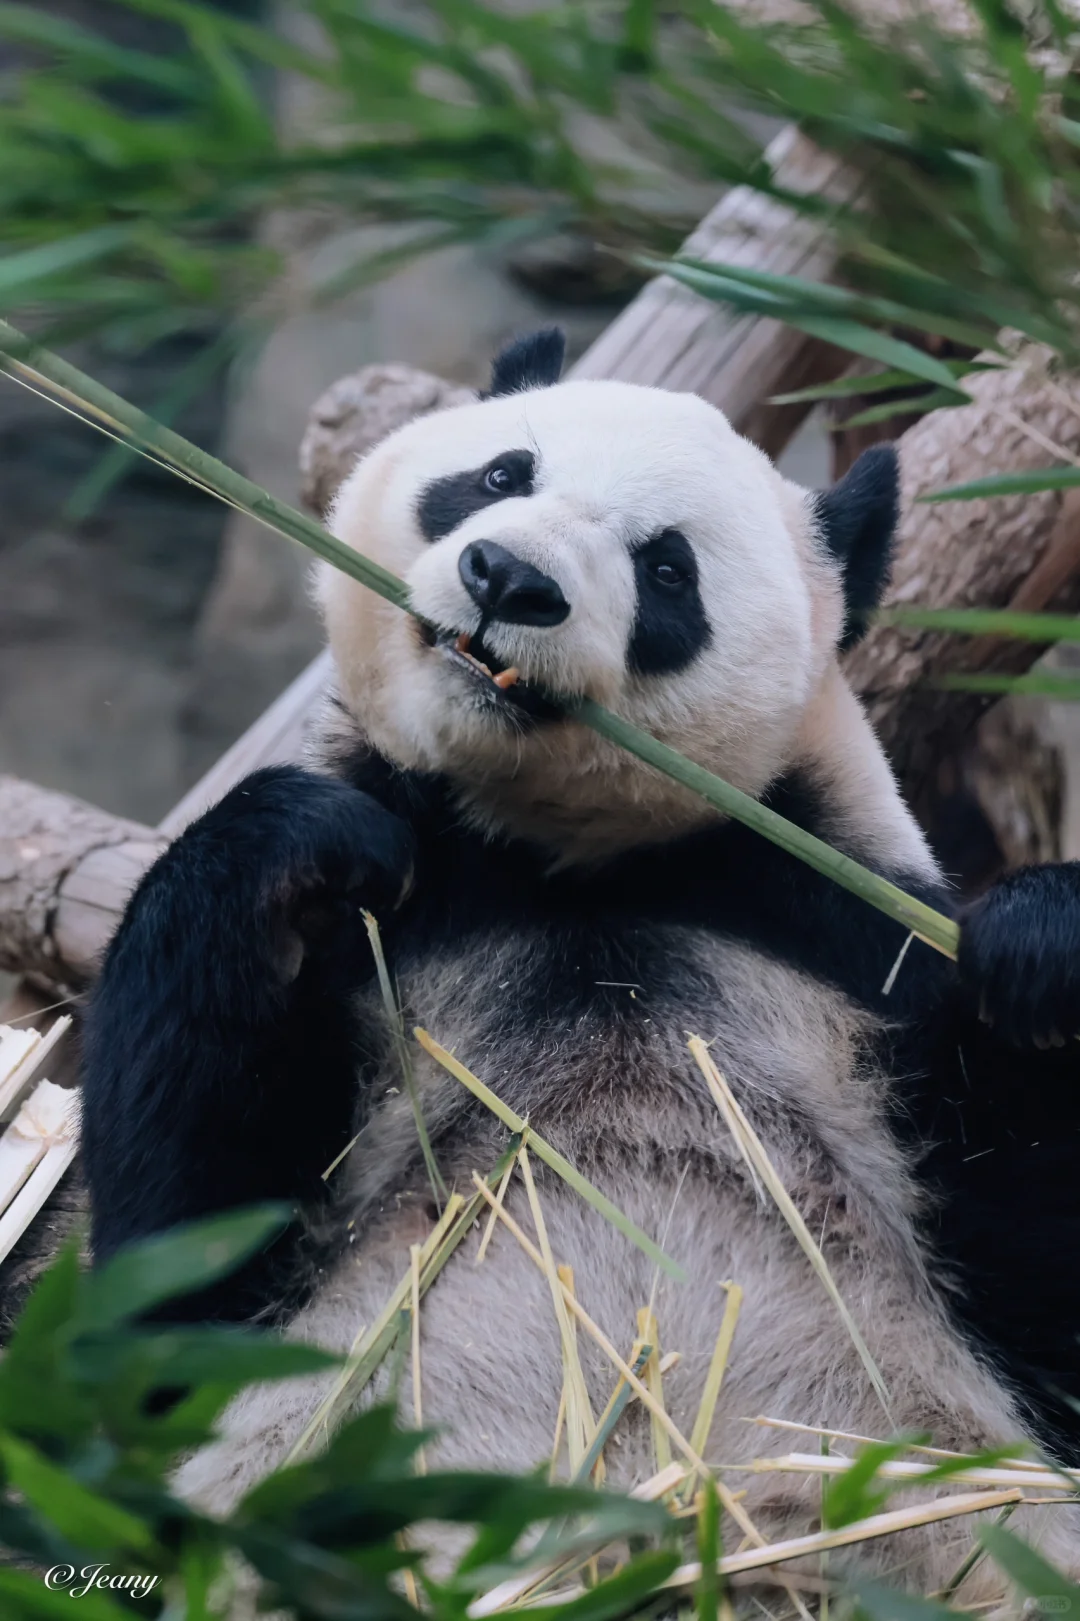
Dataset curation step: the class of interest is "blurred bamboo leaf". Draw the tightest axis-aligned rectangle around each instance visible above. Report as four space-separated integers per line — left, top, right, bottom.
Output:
922 468 1080 500
835 386 961 429
879 606 1080 641
771 360 993 406
978 1524 1080 1610
654 259 972 390
932 670 1080 700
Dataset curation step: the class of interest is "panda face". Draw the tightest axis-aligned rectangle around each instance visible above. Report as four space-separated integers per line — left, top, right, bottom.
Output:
320 378 846 857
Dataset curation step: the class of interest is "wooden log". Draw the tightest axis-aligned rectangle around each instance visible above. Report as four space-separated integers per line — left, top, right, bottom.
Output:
571 126 856 455
842 357 1080 819
0 776 165 989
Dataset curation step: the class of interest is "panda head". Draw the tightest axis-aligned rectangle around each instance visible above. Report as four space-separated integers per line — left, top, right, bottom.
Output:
319 329 899 857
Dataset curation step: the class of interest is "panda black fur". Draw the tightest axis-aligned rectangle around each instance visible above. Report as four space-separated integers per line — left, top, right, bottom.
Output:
81 330 1080 1596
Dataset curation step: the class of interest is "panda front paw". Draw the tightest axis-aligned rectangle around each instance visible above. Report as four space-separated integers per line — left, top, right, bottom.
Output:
958 863 1080 1047
172 764 415 985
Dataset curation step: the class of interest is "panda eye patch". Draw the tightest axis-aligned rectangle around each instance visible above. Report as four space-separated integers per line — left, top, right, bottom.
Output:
629 528 711 677
417 448 535 542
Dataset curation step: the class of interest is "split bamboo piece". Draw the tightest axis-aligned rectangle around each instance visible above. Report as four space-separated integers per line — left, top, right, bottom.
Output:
0 1016 72 1122
0 1079 79 1267
662 1488 1024 1588
690 1037 891 1419
746 1451 1080 1496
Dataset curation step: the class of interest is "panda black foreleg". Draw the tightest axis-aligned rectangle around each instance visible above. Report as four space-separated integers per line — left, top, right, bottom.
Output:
80 765 415 1325
958 861 1080 1047
910 862 1080 1454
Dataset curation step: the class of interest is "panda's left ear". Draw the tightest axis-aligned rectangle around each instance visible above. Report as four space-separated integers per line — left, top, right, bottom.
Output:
814 444 899 652
485 328 566 398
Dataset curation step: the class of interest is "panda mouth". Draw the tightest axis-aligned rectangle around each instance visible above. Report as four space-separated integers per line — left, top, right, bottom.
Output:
448 629 521 692
417 621 562 721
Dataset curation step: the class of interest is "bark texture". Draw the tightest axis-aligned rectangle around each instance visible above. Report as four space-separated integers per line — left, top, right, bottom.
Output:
843 355 1080 822
0 776 163 989
300 365 473 518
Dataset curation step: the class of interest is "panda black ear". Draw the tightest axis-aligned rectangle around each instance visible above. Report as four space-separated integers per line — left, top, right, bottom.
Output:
486 328 566 398
815 444 899 652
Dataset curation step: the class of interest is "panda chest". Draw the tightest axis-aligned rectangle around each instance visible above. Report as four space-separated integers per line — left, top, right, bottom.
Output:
389 919 892 1190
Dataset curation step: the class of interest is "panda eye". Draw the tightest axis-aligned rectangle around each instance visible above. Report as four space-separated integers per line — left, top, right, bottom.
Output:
484 465 514 494
651 560 688 588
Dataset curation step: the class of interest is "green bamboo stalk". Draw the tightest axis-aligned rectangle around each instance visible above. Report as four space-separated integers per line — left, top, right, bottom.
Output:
575 701 958 958
0 318 410 612
0 316 960 960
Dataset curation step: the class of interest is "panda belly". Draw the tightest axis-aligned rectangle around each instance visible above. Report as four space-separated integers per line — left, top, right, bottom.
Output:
174 925 1080 1594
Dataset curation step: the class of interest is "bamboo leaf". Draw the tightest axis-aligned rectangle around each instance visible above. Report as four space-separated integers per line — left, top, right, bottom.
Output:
0 1569 132 1621
922 468 1080 501
695 1478 721 1621
542 1551 681 1621
787 315 968 394
879 605 1080 642
652 253 992 359
0 227 137 306
79 1205 291 1331
851 1577 970 1621
979 1524 1080 1608
931 670 1080 701
836 387 960 429
770 361 989 405
0 1433 155 1555
654 259 968 391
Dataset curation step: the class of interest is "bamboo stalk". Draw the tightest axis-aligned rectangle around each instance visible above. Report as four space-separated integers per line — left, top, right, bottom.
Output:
638 1306 673 1474
0 318 960 961
414 1028 684 1281
576 703 958 958
468 1171 766 1549
409 1243 426 1477
518 1148 594 1474
689 1283 744 1464
574 1342 651 1485
286 1138 521 1463
363 912 446 1206
745 1452 1080 1495
746 1415 1049 1473
689 1038 892 1420
0 320 410 612
663 1489 1024 1588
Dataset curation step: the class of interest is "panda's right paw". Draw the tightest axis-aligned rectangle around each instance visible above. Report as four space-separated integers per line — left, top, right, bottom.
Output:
174 765 415 983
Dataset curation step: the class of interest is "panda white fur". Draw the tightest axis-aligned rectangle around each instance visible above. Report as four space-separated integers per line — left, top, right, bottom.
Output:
82 330 1080 1601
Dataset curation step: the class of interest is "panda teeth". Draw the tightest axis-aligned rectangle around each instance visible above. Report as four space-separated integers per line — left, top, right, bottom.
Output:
445 628 518 690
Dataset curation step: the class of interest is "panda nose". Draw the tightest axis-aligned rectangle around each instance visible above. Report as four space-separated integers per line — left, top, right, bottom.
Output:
458 540 570 627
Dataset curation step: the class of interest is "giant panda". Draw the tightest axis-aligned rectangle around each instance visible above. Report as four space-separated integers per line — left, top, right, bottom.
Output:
82 329 1080 1597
